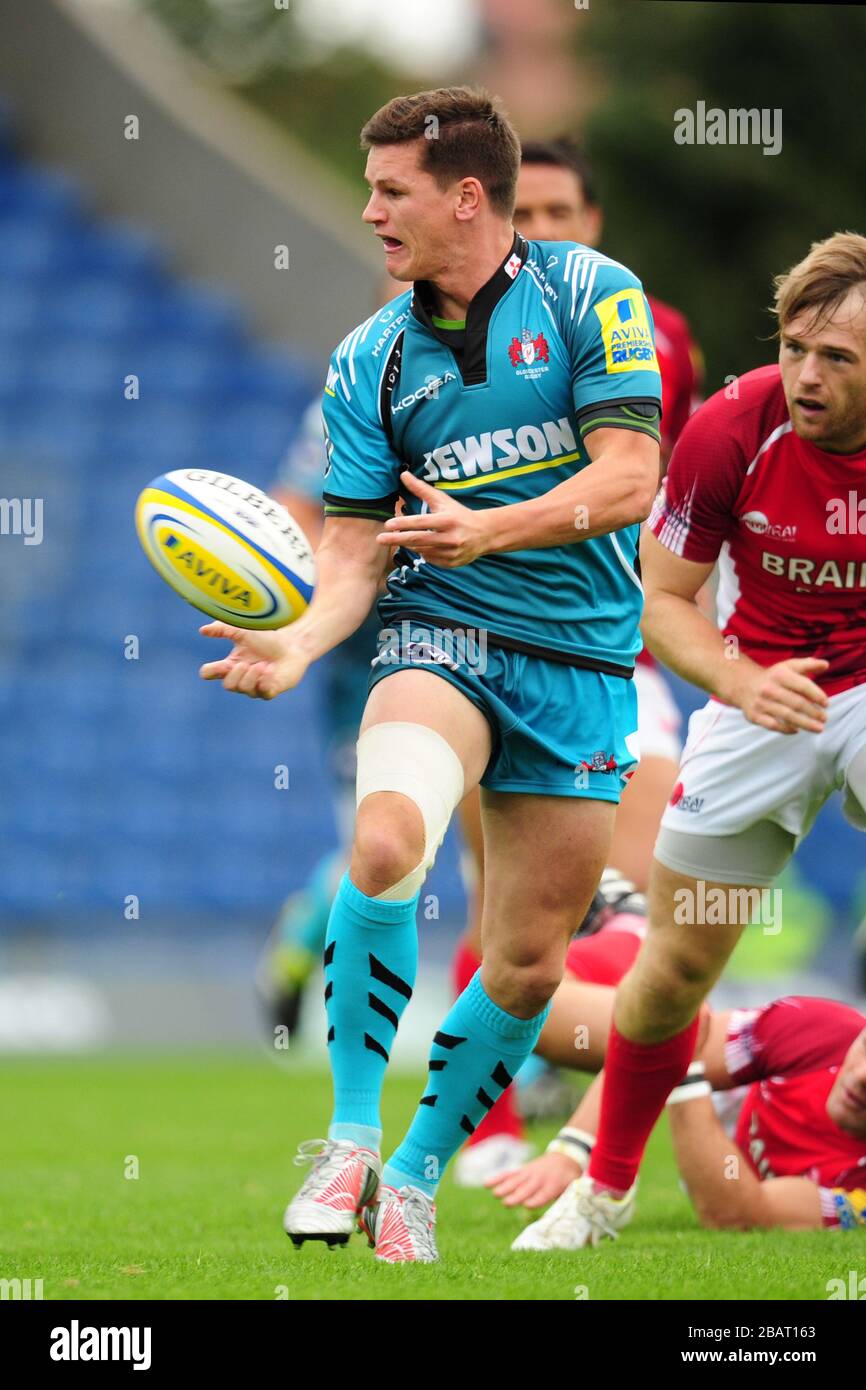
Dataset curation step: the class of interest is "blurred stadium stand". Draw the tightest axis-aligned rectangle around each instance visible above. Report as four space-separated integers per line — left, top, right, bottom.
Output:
0 99 337 920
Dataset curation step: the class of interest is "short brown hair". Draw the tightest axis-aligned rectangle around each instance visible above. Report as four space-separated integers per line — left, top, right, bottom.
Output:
773 231 866 335
360 87 520 219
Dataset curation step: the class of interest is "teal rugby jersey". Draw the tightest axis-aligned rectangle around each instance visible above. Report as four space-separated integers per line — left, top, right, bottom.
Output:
321 234 662 674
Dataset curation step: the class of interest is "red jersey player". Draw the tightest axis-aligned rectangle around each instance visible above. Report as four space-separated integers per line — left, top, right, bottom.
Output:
566 230 866 1246
669 994 866 1232
492 984 866 1246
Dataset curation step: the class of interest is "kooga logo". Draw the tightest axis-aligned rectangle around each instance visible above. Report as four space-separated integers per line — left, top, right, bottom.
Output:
50 1321 152 1371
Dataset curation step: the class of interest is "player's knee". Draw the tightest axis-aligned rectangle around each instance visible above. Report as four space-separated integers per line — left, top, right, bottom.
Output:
484 946 565 1015
351 794 424 894
623 941 711 1040
666 943 716 996
353 722 465 899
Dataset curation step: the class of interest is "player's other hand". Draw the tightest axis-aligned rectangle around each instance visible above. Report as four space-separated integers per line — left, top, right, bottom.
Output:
198 622 309 700
376 471 493 567
485 1151 581 1209
734 656 829 735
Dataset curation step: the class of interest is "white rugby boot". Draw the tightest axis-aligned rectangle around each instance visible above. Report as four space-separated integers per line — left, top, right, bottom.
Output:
511 1174 637 1251
454 1134 534 1188
360 1184 439 1263
283 1138 381 1247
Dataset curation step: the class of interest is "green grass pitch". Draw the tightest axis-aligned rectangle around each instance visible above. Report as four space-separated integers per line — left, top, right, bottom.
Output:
0 1054 856 1301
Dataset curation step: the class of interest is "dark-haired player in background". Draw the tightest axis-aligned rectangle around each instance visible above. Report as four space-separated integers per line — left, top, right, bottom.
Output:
570 230 866 1248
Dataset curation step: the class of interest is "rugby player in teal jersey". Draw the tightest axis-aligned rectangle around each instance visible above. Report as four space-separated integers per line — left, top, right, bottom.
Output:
200 87 661 1262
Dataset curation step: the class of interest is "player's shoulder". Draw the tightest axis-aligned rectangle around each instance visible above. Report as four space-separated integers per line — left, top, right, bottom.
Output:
677 364 788 454
325 292 414 406
754 995 865 1072
522 240 645 316
768 995 866 1034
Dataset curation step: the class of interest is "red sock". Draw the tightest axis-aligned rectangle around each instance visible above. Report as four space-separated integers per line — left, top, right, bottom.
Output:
451 939 525 1144
451 939 481 997
587 1014 700 1193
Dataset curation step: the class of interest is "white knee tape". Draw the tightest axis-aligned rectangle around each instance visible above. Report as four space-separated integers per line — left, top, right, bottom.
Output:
356 722 466 900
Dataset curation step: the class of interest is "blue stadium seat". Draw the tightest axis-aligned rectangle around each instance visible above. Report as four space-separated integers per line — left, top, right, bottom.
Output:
0 127 322 921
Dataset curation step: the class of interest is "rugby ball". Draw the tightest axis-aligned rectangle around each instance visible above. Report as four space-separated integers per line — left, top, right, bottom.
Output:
135 469 315 628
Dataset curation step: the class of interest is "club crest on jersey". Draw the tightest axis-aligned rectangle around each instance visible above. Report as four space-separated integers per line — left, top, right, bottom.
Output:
579 750 618 774
508 328 550 378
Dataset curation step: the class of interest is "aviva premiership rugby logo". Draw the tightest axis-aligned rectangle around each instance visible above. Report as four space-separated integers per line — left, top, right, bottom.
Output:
595 289 659 375
508 327 550 379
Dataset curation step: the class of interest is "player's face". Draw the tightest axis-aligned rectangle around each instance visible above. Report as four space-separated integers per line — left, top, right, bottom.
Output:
827 1027 866 1137
779 289 866 453
512 163 602 246
362 142 465 283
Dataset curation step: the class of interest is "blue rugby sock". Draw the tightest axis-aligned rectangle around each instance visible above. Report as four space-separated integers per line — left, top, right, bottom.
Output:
324 872 419 1150
382 971 551 1196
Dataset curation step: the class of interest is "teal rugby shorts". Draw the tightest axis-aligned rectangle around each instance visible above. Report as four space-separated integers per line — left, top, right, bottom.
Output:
367 621 639 801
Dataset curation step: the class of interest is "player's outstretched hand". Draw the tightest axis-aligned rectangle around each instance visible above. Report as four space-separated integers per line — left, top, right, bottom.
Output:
734 656 830 735
485 1151 581 1210
198 622 309 700
376 471 494 567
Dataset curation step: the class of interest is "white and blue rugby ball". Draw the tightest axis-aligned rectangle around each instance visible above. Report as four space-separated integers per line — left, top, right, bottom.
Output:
135 469 315 629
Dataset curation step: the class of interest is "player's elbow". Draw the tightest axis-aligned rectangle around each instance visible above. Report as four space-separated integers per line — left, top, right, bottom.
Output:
619 465 659 527
693 1196 756 1231
634 472 660 524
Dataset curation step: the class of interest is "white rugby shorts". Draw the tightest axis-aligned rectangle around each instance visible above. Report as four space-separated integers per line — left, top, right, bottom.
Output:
659 681 866 842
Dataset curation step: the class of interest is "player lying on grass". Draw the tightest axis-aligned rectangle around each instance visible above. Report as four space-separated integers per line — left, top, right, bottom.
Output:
563 231 866 1247
488 916 866 1244
199 85 662 1263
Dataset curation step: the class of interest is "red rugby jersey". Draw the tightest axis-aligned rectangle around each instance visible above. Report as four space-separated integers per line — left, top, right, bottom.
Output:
638 297 703 669
647 294 703 454
648 364 866 695
726 995 866 1228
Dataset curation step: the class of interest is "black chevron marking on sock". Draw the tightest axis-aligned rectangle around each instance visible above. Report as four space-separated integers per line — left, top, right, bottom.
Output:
428 1059 446 1071
460 1114 476 1135
368 992 399 1030
368 953 412 1000
491 1061 513 1090
419 1094 437 1107
364 1032 390 1062
324 981 333 1001
476 1087 494 1111
433 1031 467 1050
323 942 335 967
327 1025 335 1043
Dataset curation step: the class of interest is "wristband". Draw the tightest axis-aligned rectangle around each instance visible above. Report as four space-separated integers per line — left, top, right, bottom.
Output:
546 1126 595 1163
666 1059 712 1106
